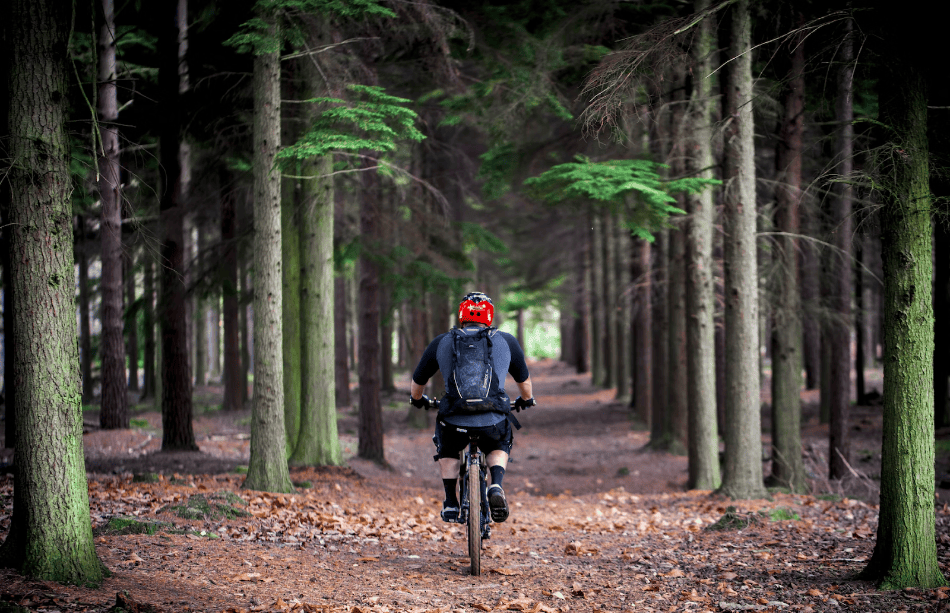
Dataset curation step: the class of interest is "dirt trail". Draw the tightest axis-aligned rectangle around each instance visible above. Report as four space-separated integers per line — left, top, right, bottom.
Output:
1 359 949 613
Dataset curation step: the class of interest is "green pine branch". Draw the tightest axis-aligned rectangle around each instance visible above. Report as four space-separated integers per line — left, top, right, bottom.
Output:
523 155 720 240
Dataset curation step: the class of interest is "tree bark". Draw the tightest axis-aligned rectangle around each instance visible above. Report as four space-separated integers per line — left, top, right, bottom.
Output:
194 222 207 388
685 0 720 490
719 0 766 500
158 0 196 450
98 0 128 429
650 229 670 448
76 216 95 403
125 246 139 392
220 167 243 412
281 141 302 454
631 237 651 424
0 0 104 582
769 14 806 492
243 12 292 493
590 211 605 387
291 56 340 465
602 212 616 390
573 223 590 374
828 17 854 480
357 157 385 463
861 17 945 586
141 256 156 400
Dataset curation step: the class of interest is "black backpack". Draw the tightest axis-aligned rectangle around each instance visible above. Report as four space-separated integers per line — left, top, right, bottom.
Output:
445 327 507 414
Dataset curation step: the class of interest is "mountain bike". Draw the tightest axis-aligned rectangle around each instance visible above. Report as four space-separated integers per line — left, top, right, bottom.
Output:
457 432 491 575
416 397 531 576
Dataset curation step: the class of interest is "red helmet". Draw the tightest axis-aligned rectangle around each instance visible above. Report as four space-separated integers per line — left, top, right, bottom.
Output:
458 292 494 327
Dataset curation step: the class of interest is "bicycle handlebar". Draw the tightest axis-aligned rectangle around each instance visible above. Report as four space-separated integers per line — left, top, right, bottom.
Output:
410 395 536 412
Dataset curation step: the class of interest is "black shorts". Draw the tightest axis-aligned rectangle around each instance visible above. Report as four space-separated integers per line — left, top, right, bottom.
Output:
432 418 513 460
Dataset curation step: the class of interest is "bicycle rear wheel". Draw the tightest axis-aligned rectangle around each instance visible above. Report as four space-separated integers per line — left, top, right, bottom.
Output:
467 460 481 575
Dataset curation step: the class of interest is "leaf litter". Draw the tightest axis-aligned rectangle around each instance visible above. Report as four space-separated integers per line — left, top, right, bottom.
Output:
1 361 949 613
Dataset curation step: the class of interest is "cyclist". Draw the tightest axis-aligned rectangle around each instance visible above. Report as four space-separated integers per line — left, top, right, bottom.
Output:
409 291 536 525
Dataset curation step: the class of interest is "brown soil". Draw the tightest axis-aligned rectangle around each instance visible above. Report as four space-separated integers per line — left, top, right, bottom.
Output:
1 359 949 613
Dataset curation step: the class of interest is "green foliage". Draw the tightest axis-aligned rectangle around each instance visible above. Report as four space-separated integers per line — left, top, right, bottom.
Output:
523 156 720 241
278 84 423 165
760 507 800 522
225 0 395 55
460 221 509 255
477 143 519 200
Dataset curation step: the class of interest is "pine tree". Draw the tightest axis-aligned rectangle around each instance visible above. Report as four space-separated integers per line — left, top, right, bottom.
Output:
719 0 767 500
97 0 128 429
0 0 105 584
768 10 807 493
684 0 720 491
243 4 293 493
860 6 946 590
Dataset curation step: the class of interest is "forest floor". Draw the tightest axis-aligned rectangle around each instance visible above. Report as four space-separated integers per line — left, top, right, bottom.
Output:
2 359 950 613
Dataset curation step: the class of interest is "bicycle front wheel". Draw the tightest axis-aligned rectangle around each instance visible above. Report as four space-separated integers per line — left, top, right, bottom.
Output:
467 460 482 575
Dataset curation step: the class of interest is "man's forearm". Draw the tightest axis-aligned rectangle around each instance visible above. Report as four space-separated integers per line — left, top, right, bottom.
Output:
516 377 533 400
410 380 426 399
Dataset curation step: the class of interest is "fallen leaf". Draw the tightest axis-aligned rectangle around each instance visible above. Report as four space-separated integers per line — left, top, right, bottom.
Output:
490 567 522 576
473 604 492 611
807 588 822 597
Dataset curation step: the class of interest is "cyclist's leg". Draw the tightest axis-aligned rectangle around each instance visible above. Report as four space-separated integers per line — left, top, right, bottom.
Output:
433 421 467 521
486 450 508 472
479 422 513 522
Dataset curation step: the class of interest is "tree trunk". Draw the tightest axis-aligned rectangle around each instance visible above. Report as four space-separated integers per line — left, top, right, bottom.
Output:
291 68 341 465
828 17 854 480
281 145 302 453
194 222 207 388
220 167 243 412
158 0 196 450
590 211 604 387
1 219 14 449
573 223 590 374
77 216 95 403
631 237 651 424
357 157 385 464
650 229 670 448
685 0 720 490
668 217 687 453
800 211 821 390
719 0 766 500
614 213 629 399
98 0 127 429
861 19 945 587
602 212 616 389
855 235 866 404
769 15 806 492
142 257 156 400
334 273 351 407
240 262 251 403
243 13 292 494
0 0 104 582
126 246 139 392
